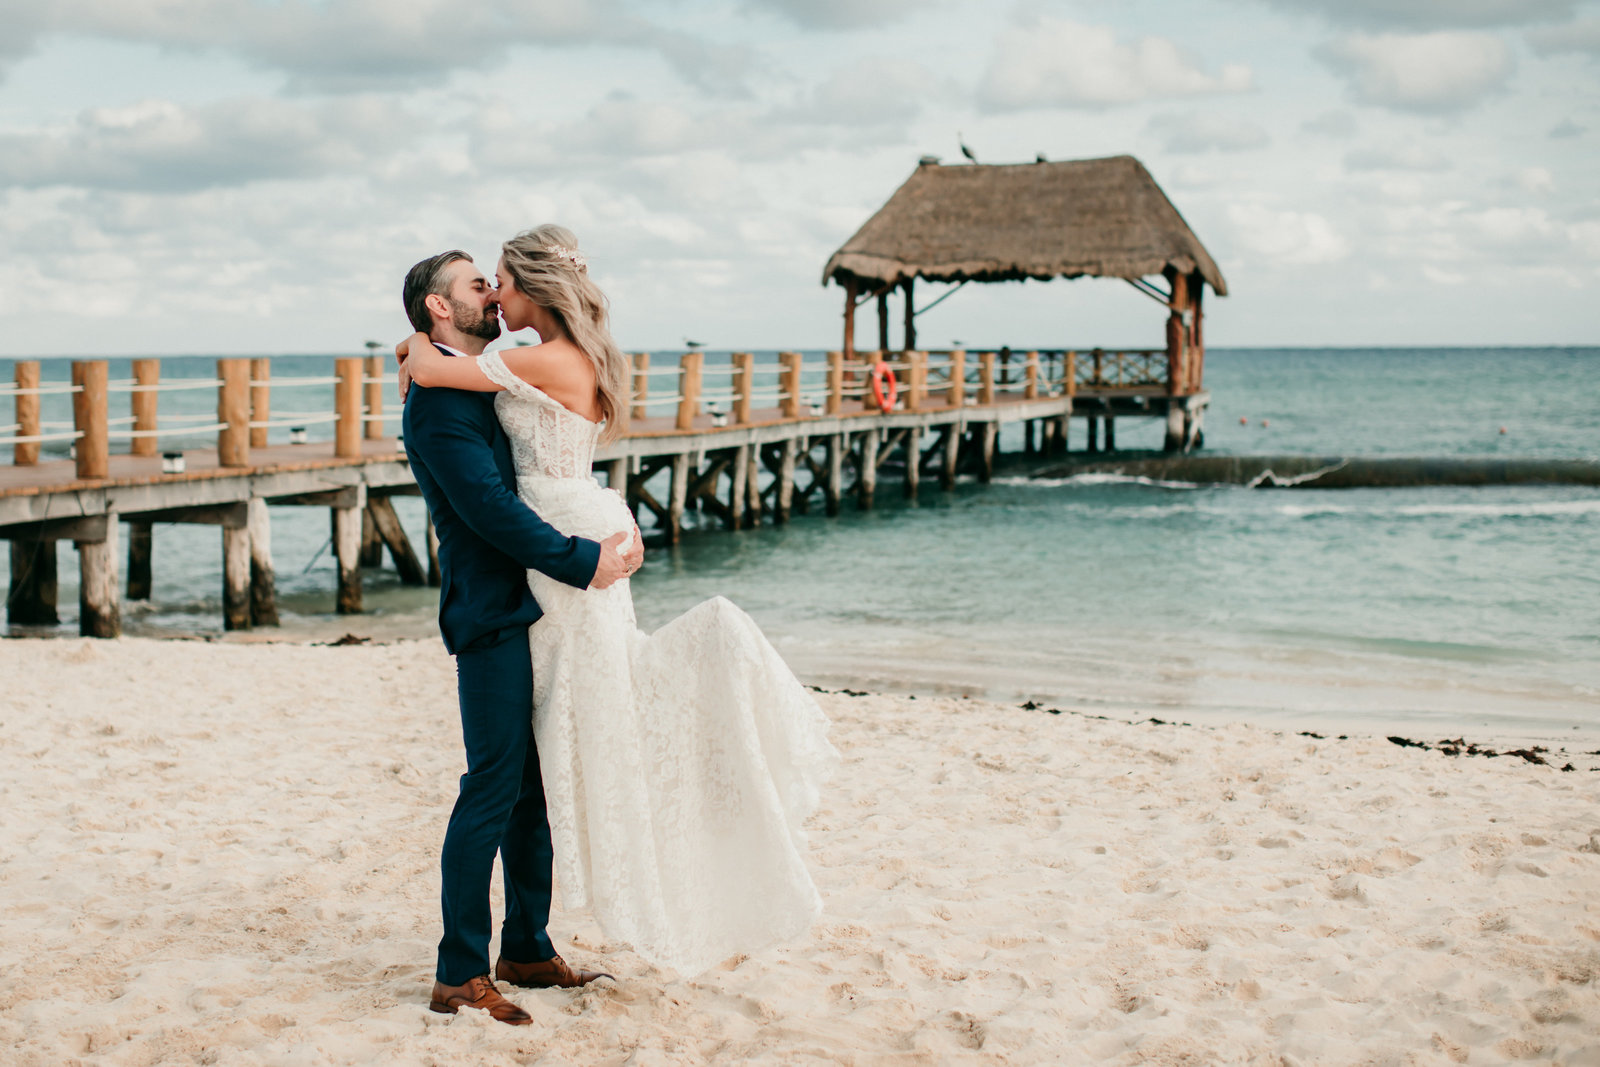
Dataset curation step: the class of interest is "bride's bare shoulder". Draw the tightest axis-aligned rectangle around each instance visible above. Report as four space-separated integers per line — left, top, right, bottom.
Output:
498 341 600 418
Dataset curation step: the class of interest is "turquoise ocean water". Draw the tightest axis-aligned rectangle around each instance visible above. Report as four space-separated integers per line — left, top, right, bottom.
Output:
3 347 1596 741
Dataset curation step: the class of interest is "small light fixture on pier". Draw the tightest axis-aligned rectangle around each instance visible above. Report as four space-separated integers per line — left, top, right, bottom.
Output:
289 426 308 445
706 402 727 428
162 452 185 475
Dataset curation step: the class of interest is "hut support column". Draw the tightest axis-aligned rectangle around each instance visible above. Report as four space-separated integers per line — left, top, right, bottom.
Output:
902 277 916 350
222 522 251 632
126 522 153 601
7 537 58 625
877 290 890 351
248 498 279 626
78 517 120 638
904 427 921 498
842 278 858 363
858 430 878 509
333 486 366 615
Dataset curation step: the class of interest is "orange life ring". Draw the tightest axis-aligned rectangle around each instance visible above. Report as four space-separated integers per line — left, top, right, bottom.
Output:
870 361 898 413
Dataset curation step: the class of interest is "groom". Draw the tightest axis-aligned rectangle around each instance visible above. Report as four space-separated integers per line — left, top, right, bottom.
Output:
400 249 641 1025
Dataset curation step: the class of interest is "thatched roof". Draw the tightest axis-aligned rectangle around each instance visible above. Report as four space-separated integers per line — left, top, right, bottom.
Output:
823 155 1227 297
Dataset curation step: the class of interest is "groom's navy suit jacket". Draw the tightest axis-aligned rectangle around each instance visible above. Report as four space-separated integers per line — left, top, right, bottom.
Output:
403 382 600 655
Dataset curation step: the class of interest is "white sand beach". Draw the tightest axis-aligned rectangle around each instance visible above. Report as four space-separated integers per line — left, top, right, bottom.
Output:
1 636 1597 1065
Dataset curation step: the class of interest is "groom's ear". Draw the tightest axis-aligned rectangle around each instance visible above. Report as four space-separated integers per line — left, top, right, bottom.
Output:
424 291 451 328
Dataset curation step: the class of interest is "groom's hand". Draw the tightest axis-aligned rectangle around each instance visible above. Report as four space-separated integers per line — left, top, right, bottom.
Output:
590 530 643 589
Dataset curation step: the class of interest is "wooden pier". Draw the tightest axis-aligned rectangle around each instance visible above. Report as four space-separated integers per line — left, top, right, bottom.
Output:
2 347 1207 636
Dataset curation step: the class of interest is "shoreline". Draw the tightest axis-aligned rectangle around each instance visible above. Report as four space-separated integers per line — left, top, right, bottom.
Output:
3 636 1596 1064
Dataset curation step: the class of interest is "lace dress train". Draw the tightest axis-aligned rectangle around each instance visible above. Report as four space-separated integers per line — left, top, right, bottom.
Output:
476 351 838 976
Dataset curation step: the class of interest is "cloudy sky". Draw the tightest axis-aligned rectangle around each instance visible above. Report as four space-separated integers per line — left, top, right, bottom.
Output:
1 0 1597 357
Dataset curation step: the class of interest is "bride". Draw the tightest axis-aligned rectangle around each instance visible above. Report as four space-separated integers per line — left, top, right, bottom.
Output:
398 225 838 976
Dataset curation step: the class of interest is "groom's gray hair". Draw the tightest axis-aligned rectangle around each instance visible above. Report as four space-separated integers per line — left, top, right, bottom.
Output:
403 249 473 333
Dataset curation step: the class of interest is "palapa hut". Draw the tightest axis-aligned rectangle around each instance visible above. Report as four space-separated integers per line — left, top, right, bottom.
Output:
823 154 1226 404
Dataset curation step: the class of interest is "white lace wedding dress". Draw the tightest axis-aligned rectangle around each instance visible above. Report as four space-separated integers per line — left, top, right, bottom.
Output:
476 351 839 976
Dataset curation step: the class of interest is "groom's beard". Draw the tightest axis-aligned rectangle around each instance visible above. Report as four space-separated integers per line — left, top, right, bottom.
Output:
450 298 502 342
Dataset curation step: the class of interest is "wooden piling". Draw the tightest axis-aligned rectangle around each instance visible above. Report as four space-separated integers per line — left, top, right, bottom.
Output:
667 451 689 542
780 352 803 418
1164 403 1185 452
359 506 383 567
77 516 120 638
222 522 251 631
217 359 251 468
72 361 109 481
745 443 763 525
7 537 58 625
1105 417 1117 452
1087 416 1100 453
825 433 843 516
13 361 40 466
775 439 796 522
126 522 153 600
676 351 702 432
249 358 271 449
631 353 650 420
904 426 921 498
335 358 362 459
858 430 878 509
368 495 425 585
364 355 384 440
247 498 279 626
979 421 997 482
729 445 749 528
131 360 160 457
332 488 364 613
940 426 960 490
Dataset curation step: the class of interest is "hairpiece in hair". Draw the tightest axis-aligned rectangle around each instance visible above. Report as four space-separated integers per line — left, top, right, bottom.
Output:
546 244 588 271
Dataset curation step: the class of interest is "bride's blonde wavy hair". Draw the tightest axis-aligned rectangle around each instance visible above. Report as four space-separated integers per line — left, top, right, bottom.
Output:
500 224 630 440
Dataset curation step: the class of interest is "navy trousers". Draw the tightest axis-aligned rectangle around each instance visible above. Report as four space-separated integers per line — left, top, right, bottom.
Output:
436 629 556 985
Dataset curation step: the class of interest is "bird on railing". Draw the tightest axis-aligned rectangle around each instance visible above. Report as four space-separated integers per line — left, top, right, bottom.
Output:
1036 152 1048 163
684 338 706 349
958 133 977 163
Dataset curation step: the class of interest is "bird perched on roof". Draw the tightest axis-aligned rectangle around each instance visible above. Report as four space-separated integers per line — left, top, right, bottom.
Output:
1036 152 1048 163
958 133 977 163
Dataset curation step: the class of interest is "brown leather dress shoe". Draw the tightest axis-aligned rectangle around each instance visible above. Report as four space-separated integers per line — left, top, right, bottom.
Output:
429 975 532 1025
495 952 613 989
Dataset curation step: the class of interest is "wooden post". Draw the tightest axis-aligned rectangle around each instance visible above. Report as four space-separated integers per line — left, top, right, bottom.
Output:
335 357 362 459
1064 351 1078 399
247 498 279 626
862 349 881 412
1105 417 1117 452
425 510 441 587
979 422 997 482
905 351 926 412
249 358 271 449
126 522 153 600
842 277 858 362
858 429 878 509
13 361 41 466
631 353 650 420
359 506 383 567
825 433 843 516
1086 416 1100 453
676 351 703 432
131 359 160 457
728 445 749 529
1024 351 1040 400
877 289 889 351
7 538 58 625
1024 420 1036 455
902 277 916 350
368 495 425 585
332 485 365 613
940 425 959 490
667 451 689 542
948 350 965 408
745 443 763 526
1190 273 1206 392
1164 403 1185 453
1092 347 1104 389
780 351 803 419
363 355 384 440
826 351 844 415
978 351 995 406
217 359 251 468
731 352 753 425
904 427 921 498
72 361 109 480
77 516 120 638
775 439 796 523
222 522 251 631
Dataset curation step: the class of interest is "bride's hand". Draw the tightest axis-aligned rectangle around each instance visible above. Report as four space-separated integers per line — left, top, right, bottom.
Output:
589 530 641 590
397 358 414 401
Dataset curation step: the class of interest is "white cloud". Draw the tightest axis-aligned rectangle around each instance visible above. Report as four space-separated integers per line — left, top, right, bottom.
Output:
1512 167 1555 193
1300 110 1357 137
744 0 925 29
1344 143 1452 171
0 96 416 192
1317 32 1512 113
1527 17 1600 57
978 17 1252 110
1548 118 1585 138
1421 264 1467 284
1252 0 1575 29
1146 112 1270 154
1226 203 1351 265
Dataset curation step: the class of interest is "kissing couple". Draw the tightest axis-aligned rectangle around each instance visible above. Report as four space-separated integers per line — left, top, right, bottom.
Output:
397 225 838 1025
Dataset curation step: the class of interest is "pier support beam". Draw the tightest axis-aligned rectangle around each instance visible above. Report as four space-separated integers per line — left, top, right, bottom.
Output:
940 426 960 490
1105 417 1116 452
368 495 425 585
7 538 58 625
744 445 763 527
332 487 366 615
126 522 153 601
1164 404 1185 452
248 498 279 626
77 516 120 638
775 439 796 523
904 427 921 499
1086 416 1100 453
729 445 749 529
825 433 843 516
222 522 251 631
667 452 689 543
979 422 997 482
359 507 384 568
858 430 878 509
